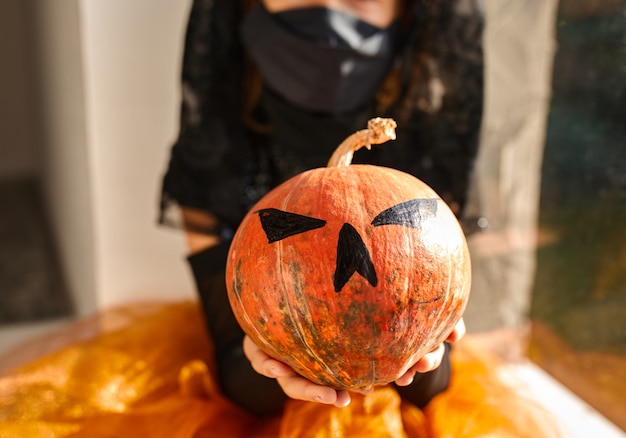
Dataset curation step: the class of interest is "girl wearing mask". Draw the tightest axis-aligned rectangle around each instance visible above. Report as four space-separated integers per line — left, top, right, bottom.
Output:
159 0 484 416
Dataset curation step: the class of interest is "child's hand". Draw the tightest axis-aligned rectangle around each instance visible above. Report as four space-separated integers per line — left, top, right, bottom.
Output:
243 335 351 407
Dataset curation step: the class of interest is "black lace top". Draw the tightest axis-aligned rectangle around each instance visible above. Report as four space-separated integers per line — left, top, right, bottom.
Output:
159 0 484 238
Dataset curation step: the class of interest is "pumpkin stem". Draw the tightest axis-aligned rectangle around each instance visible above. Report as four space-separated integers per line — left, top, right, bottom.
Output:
327 118 397 168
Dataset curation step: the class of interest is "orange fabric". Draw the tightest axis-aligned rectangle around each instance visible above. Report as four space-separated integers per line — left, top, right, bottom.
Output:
0 301 560 437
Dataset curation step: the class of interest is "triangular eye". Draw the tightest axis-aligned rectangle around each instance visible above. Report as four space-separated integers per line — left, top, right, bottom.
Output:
257 208 326 243
371 198 438 229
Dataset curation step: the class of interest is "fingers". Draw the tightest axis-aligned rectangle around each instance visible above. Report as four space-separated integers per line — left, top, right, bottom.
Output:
335 390 351 407
445 318 466 344
395 343 446 386
275 375 351 407
243 335 292 378
394 369 417 387
413 343 445 373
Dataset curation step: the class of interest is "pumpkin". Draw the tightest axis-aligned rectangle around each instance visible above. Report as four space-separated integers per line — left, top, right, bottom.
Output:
226 118 471 390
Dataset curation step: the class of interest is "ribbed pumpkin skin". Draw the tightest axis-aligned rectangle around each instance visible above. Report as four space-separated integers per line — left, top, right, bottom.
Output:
226 164 471 390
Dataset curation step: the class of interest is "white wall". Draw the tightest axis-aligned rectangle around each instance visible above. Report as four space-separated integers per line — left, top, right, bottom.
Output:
37 0 195 315
34 0 97 316
79 0 194 309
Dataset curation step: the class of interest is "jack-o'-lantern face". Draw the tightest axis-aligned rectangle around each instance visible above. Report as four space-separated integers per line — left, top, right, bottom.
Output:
226 165 471 390
256 197 439 294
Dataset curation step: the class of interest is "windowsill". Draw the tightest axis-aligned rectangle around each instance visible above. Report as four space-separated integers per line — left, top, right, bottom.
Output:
498 359 625 437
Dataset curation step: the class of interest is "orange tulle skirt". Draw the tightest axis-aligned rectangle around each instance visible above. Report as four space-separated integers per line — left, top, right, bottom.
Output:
0 301 561 437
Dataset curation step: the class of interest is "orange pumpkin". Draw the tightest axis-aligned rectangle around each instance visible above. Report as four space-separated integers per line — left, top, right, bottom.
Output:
226 118 471 390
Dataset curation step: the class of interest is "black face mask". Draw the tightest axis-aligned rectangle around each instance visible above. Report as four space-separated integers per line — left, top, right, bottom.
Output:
241 3 399 114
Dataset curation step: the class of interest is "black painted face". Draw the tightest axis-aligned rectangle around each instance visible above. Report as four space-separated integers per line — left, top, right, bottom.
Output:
256 198 438 292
